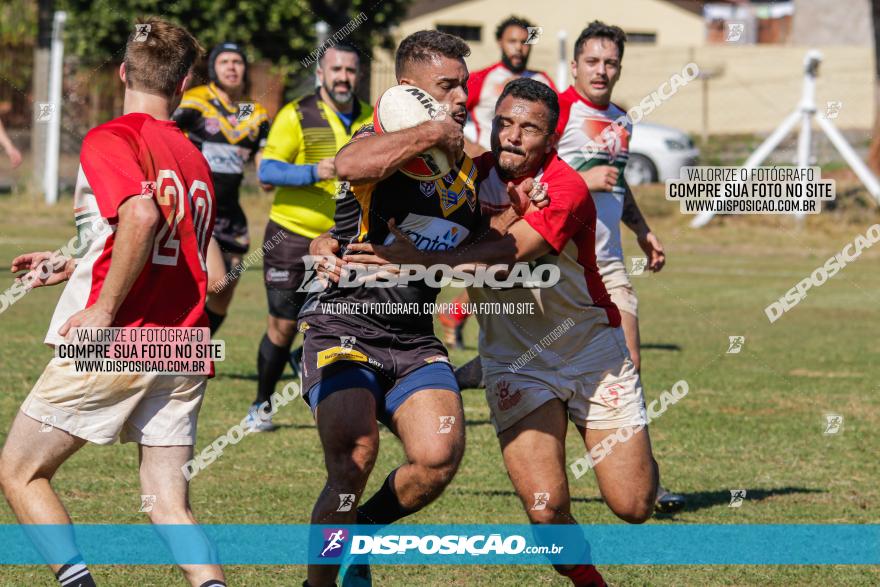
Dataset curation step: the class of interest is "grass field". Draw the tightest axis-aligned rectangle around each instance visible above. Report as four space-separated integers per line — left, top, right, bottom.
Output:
0 183 878 586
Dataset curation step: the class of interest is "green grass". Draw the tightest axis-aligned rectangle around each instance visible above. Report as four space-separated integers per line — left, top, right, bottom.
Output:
0 186 879 586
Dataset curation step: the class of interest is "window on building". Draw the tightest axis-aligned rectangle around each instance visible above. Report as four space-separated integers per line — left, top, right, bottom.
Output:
436 24 482 42
627 31 657 44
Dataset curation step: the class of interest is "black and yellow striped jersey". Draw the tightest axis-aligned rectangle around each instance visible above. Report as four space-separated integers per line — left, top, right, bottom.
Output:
172 83 270 197
300 124 490 335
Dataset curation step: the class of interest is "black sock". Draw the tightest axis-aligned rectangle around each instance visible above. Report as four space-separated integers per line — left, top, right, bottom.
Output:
206 305 226 334
356 470 414 526
56 556 96 586
198 581 227 587
454 355 484 389
256 333 291 407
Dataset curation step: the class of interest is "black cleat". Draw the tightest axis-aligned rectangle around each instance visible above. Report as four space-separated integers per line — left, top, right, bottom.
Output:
655 486 686 514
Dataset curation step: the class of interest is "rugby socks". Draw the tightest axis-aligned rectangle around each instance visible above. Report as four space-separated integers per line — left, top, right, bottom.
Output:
356 471 414 526
206 306 226 334
256 333 290 407
555 564 606 587
454 356 485 389
198 581 227 587
55 557 96 586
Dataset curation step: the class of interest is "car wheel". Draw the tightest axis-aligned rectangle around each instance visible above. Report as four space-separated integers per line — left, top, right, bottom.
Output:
625 153 657 185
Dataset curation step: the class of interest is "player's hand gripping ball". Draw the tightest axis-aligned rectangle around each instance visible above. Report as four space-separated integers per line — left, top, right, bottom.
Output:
373 84 454 181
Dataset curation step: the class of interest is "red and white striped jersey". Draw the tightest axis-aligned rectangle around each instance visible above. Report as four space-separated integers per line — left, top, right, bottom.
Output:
468 151 620 366
45 113 215 346
555 86 632 265
465 62 557 151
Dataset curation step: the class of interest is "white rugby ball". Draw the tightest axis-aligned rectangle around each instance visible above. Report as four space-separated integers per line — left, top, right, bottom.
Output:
373 84 452 181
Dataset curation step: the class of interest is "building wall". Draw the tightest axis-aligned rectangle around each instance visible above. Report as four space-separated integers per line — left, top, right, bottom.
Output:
371 44 873 136
400 0 705 68
791 0 873 46
611 45 872 135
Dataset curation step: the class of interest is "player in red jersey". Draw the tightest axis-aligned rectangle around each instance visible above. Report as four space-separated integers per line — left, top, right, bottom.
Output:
444 16 558 349
0 18 225 587
465 15 557 155
322 79 660 587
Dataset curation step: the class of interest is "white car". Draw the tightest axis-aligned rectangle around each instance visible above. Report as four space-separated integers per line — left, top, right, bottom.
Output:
626 122 700 185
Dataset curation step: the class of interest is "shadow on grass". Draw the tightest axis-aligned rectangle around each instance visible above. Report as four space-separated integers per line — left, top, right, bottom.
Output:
460 489 603 504
653 486 823 516
460 486 823 514
642 343 682 352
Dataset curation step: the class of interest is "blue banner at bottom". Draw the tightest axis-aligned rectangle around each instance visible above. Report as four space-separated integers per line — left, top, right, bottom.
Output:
0 524 877 565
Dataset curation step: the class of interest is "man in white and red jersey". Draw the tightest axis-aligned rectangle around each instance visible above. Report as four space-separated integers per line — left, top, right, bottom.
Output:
0 18 226 587
556 21 683 513
445 16 557 348
342 78 659 587
465 16 557 155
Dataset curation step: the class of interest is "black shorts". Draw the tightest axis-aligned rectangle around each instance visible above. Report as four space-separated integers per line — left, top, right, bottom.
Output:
213 206 250 256
263 219 312 320
299 314 457 425
212 174 249 256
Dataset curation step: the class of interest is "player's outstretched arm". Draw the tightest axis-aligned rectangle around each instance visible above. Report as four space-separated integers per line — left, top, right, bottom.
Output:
345 216 552 271
622 181 666 272
335 116 463 185
58 196 160 336
10 251 75 288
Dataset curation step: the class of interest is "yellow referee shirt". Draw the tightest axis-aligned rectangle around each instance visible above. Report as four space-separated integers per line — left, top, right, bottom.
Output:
262 90 372 239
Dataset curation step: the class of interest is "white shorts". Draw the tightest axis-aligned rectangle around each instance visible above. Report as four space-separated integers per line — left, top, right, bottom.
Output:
483 327 647 434
602 260 638 317
21 358 206 446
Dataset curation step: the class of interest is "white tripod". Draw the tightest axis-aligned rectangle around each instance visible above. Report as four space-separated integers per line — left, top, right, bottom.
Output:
692 50 880 228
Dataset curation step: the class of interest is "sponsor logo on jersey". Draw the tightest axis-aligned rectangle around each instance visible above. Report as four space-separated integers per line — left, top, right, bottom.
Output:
205 118 220 135
420 181 436 197
599 382 625 408
424 355 449 364
385 213 470 251
317 345 369 368
581 118 629 164
266 268 290 283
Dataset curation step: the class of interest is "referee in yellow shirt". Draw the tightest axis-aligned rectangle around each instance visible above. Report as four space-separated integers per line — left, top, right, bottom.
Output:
247 43 372 430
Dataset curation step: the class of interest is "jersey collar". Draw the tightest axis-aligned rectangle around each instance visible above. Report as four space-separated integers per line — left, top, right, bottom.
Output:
565 86 610 111
208 82 237 113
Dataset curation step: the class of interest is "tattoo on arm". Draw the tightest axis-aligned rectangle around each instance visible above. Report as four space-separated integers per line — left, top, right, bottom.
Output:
622 183 650 236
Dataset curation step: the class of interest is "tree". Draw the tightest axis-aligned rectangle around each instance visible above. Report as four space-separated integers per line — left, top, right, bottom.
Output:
58 0 409 69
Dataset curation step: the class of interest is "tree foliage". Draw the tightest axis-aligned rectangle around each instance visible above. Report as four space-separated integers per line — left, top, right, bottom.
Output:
0 0 38 45
57 0 411 69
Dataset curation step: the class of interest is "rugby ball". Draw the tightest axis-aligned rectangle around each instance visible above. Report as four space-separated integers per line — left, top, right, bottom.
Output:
373 84 452 181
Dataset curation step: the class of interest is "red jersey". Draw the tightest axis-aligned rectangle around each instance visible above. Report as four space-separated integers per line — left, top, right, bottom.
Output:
45 113 215 346
465 62 557 151
469 150 619 366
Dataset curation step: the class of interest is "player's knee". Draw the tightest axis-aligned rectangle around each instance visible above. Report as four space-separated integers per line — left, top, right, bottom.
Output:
267 316 297 345
0 454 41 495
414 446 463 491
607 493 654 524
0 457 18 495
523 496 571 525
325 442 378 490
